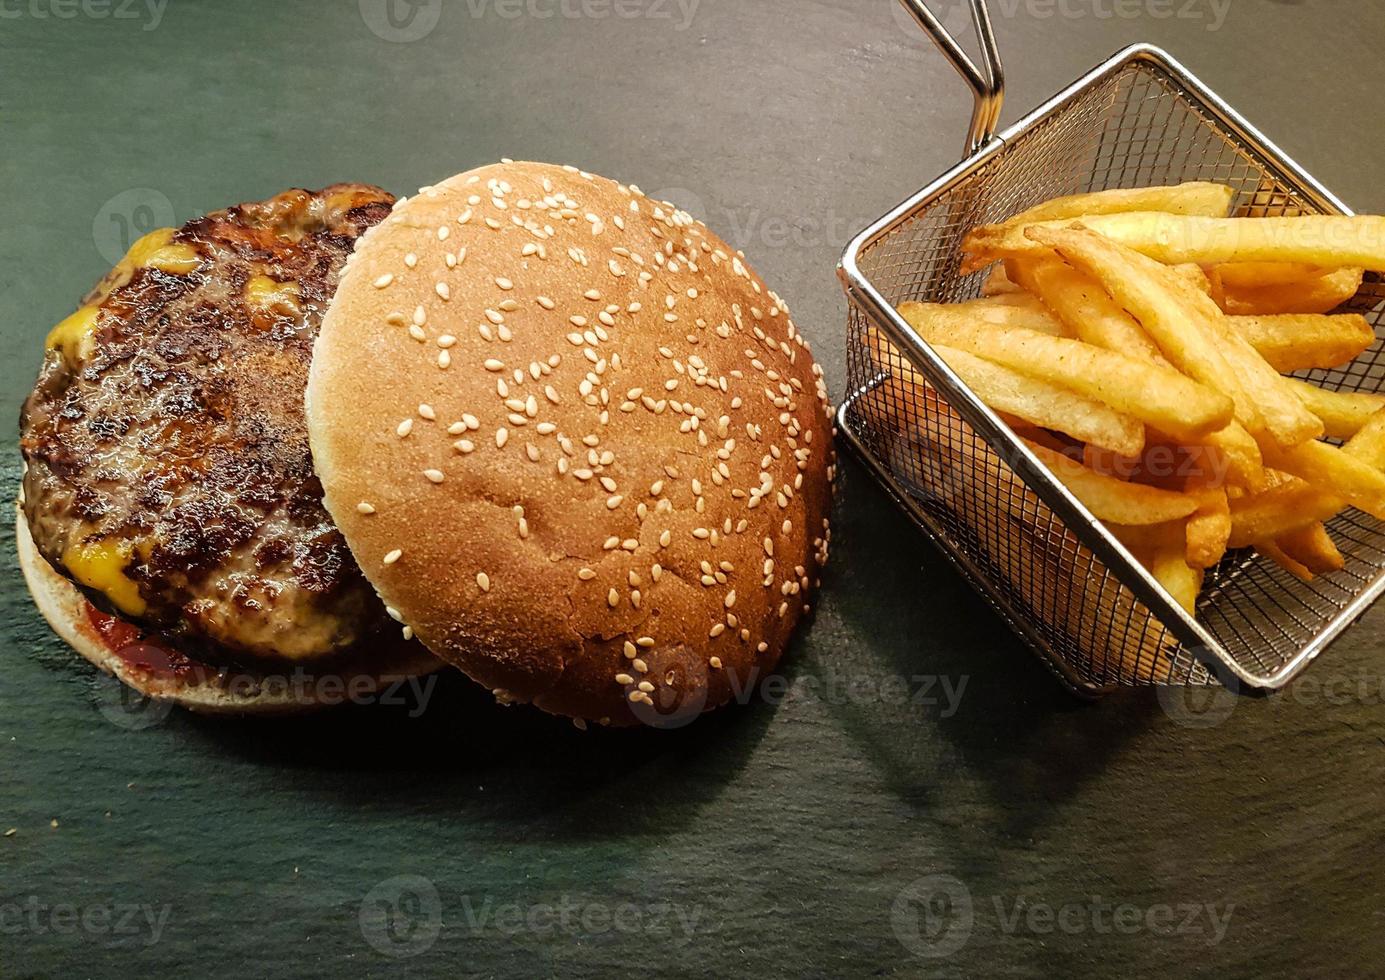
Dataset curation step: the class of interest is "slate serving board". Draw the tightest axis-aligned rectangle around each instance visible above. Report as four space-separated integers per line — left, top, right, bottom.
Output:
2 1 1382 976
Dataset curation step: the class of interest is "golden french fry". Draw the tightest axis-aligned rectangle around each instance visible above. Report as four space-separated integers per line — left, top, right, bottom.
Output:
1026 226 1264 432
967 213 1385 273
1212 261 1324 288
865 326 1145 457
903 315 1233 442
1217 267 1365 316
1146 248 1324 448
1262 439 1385 520
981 263 1021 296
1002 182 1235 228
1184 486 1231 570
1144 522 1204 615
1230 482 1332 549
1022 440 1200 525
1227 313 1375 372
1257 539 1314 582
1283 381 1385 440
1004 256 1169 365
1229 410 1385 546
1342 407 1385 463
899 297 1068 337
1276 522 1345 576
1196 423 1267 491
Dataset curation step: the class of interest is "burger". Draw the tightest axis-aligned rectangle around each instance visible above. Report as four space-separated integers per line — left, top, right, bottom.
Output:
18 184 440 713
21 162 835 727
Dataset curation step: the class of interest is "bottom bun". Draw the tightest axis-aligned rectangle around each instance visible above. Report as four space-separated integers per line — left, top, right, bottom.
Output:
16 511 442 716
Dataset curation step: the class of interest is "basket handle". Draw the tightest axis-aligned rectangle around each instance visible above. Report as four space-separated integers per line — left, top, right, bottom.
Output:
897 0 1005 156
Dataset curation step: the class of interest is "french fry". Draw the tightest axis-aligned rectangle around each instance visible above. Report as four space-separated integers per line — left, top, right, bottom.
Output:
1116 521 1205 615
1184 484 1231 570
1263 438 1385 519
1227 313 1375 373
1276 522 1345 576
1002 182 1234 228
1026 226 1264 433
968 213 1385 274
1144 248 1324 448
1217 266 1365 316
1212 261 1324 288
1021 440 1200 526
1151 547 1204 616
864 326 1146 457
1198 423 1267 492
981 263 1021 296
899 297 1068 337
1283 381 1385 440
902 314 1234 442
1004 256 1169 365
1257 539 1314 582
1342 407 1385 463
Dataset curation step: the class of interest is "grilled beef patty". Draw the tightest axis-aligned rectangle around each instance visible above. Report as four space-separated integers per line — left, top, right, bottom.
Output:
20 184 398 664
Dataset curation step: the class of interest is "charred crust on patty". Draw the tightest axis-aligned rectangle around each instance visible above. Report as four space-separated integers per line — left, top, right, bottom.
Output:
19 184 408 667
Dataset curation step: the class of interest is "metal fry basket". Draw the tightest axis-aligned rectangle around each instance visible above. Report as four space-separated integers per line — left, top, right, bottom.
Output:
838 0 1385 695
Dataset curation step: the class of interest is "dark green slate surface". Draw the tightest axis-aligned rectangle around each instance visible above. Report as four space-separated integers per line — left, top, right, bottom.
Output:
2 2 1383 977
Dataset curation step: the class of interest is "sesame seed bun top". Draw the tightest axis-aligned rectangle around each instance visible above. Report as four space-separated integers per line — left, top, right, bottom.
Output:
306 161 834 727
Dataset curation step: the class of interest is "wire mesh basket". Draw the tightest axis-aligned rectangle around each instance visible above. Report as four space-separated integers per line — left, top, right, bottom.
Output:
838 0 1385 696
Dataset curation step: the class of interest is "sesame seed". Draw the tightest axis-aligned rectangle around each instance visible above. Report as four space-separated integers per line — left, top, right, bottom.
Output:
710 656 723 669
418 403 436 420
615 673 634 685
496 428 509 448
579 568 597 580
495 277 514 290
435 282 450 301
638 681 655 693
356 502 376 515
455 440 475 454
607 588 619 608
484 359 504 372
424 469 445 484
537 295 556 310
477 572 491 592
384 549 402 565
396 419 414 437
373 274 393 289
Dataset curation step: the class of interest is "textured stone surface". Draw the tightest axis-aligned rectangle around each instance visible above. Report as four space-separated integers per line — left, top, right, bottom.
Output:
2 1 1382 976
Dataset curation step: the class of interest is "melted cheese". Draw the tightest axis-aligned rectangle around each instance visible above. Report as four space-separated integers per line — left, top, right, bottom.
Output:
123 227 200 275
45 305 102 359
62 539 147 617
245 275 301 316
